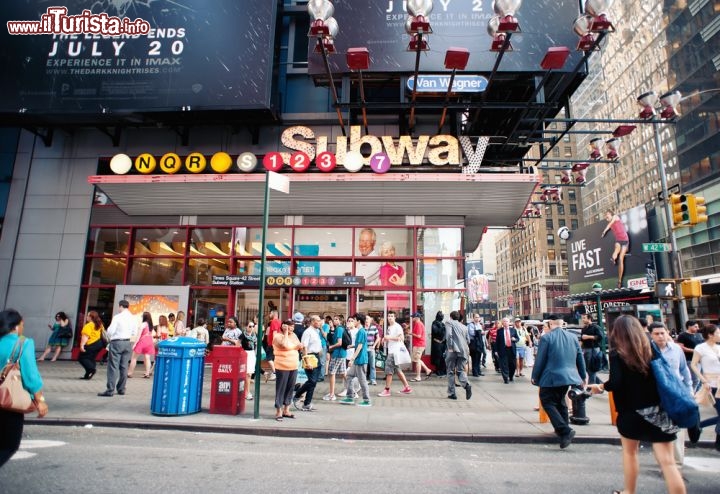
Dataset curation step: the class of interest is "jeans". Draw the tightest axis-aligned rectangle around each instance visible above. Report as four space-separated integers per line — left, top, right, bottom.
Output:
294 361 320 406
539 385 573 437
346 363 370 400
582 348 601 384
699 387 720 434
319 346 327 379
106 340 133 394
470 347 482 376
366 350 376 382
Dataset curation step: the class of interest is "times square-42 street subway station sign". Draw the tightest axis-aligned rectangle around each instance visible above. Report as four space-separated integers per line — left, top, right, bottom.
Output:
108 125 491 176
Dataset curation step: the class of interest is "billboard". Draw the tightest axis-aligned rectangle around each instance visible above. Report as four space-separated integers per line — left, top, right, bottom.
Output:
567 205 654 293
465 260 489 303
0 0 277 115
309 0 583 74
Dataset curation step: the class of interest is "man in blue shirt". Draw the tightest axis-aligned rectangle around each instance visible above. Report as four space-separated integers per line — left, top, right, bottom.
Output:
340 313 371 406
323 315 347 401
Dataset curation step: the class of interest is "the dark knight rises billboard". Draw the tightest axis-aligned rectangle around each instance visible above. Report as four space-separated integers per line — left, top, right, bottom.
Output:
0 0 277 115
309 0 584 74
567 205 654 294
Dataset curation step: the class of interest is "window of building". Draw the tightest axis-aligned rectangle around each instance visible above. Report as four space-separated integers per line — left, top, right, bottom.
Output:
549 265 557 276
87 228 131 256
569 204 577 215
133 228 186 256
190 228 231 256
568 189 576 200
559 219 566 227
545 219 553 230
548 249 556 260
547 234 555 246
557 204 565 215
571 219 579 230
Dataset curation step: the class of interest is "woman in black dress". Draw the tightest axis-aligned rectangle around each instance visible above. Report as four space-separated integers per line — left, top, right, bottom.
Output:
590 315 685 494
430 311 446 377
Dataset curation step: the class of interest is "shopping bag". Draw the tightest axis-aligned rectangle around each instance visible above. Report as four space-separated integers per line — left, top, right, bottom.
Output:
695 386 716 407
375 350 386 369
393 346 412 367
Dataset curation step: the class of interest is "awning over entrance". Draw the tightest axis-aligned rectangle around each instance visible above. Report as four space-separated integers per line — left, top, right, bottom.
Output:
89 172 539 252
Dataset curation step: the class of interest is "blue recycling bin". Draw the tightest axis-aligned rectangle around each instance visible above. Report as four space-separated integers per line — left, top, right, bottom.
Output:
151 337 207 416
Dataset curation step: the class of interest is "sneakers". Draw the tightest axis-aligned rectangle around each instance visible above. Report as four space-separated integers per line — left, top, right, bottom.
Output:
322 393 336 401
370 380 377 386
465 384 472 400
246 393 253 401
448 394 457 400
378 388 391 397
339 397 355 405
357 400 372 407
400 386 413 394
269 373 276 381
292 398 302 411
337 389 348 398
560 429 576 449
301 404 317 412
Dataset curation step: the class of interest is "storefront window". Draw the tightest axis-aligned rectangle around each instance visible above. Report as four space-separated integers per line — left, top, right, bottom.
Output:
128 257 184 285
416 259 461 289
417 228 462 257
190 228 231 256
87 228 130 255
234 227 291 256
354 227 412 257
355 261 412 287
133 228 186 256
81 287 116 328
294 261 352 277
294 228 352 256
187 258 231 285
236 259 291 276
417 291 463 324
189 288 229 336
86 257 126 285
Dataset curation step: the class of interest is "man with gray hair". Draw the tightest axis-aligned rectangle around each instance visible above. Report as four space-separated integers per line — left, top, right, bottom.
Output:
444 311 472 400
98 299 137 397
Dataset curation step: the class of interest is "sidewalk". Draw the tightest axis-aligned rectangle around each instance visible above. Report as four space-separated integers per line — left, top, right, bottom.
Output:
27 361 715 445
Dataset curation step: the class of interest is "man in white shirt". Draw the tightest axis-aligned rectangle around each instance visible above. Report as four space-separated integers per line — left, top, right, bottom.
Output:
378 311 413 397
99 299 137 397
293 315 323 411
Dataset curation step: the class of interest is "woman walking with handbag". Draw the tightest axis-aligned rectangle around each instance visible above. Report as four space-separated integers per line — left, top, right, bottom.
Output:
78 311 105 380
589 315 685 494
0 309 49 468
689 324 720 451
128 312 156 378
38 311 72 361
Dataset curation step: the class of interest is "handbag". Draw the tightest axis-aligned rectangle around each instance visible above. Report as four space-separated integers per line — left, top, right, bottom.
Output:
0 337 35 413
302 354 318 370
57 324 73 339
649 342 699 428
695 385 717 407
100 328 110 345
375 350 386 369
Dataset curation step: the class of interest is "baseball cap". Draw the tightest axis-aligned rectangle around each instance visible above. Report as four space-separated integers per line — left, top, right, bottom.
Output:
411 312 422 318
514 317 521 322
293 312 304 323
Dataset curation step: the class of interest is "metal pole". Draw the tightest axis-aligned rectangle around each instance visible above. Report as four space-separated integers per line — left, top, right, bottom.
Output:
595 292 606 356
653 121 688 328
253 171 271 419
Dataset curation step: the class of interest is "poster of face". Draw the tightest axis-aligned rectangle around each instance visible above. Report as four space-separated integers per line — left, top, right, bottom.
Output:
465 260 489 303
355 228 411 286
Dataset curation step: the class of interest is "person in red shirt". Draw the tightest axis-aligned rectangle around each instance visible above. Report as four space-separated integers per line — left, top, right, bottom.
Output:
410 312 432 381
263 310 281 381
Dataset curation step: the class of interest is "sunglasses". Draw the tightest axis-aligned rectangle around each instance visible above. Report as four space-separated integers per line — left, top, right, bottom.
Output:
248 324 255 328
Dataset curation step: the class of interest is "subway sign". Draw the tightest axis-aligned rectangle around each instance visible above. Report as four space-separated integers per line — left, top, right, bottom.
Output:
107 125 491 175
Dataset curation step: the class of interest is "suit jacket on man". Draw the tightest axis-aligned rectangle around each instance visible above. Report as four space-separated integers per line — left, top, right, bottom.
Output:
531 328 586 388
495 326 518 357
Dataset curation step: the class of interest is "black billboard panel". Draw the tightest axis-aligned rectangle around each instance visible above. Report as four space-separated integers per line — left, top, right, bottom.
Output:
567 205 654 294
0 0 277 116
309 0 583 74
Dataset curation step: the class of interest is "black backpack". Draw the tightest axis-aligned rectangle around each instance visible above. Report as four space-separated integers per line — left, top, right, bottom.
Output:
340 327 352 349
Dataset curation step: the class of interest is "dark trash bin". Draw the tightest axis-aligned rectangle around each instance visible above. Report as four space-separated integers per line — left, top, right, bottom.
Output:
150 337 206 416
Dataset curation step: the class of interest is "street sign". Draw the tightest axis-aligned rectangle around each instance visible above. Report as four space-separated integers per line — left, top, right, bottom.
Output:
642 243 672 253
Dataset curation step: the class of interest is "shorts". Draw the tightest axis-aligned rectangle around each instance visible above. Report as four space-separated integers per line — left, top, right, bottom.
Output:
328 357 347 375
263 341 274 361
617 240 629 247
384 352 401 376
412 346 425 363
515 346 526 359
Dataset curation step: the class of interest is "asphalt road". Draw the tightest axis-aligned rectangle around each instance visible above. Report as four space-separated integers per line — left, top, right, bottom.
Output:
2 425 719 494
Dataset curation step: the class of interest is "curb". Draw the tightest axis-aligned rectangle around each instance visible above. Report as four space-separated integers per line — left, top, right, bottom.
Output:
26 417 628 445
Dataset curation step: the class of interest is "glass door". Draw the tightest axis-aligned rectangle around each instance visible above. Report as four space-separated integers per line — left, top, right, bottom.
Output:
385 291 411 321
234 288 288 327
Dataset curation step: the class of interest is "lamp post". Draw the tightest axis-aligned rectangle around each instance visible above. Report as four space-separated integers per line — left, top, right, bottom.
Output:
591 282 607 356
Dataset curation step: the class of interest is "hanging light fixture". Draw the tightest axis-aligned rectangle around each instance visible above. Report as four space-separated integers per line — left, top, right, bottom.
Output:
589 137 603 160
585 0 616 32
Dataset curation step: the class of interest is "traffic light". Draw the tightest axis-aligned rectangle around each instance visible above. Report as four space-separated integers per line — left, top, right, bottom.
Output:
670 194 690 227
681 279 702 298
688 194 708 225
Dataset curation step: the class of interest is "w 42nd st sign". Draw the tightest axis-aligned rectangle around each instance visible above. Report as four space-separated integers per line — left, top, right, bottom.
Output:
642 243 672 253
